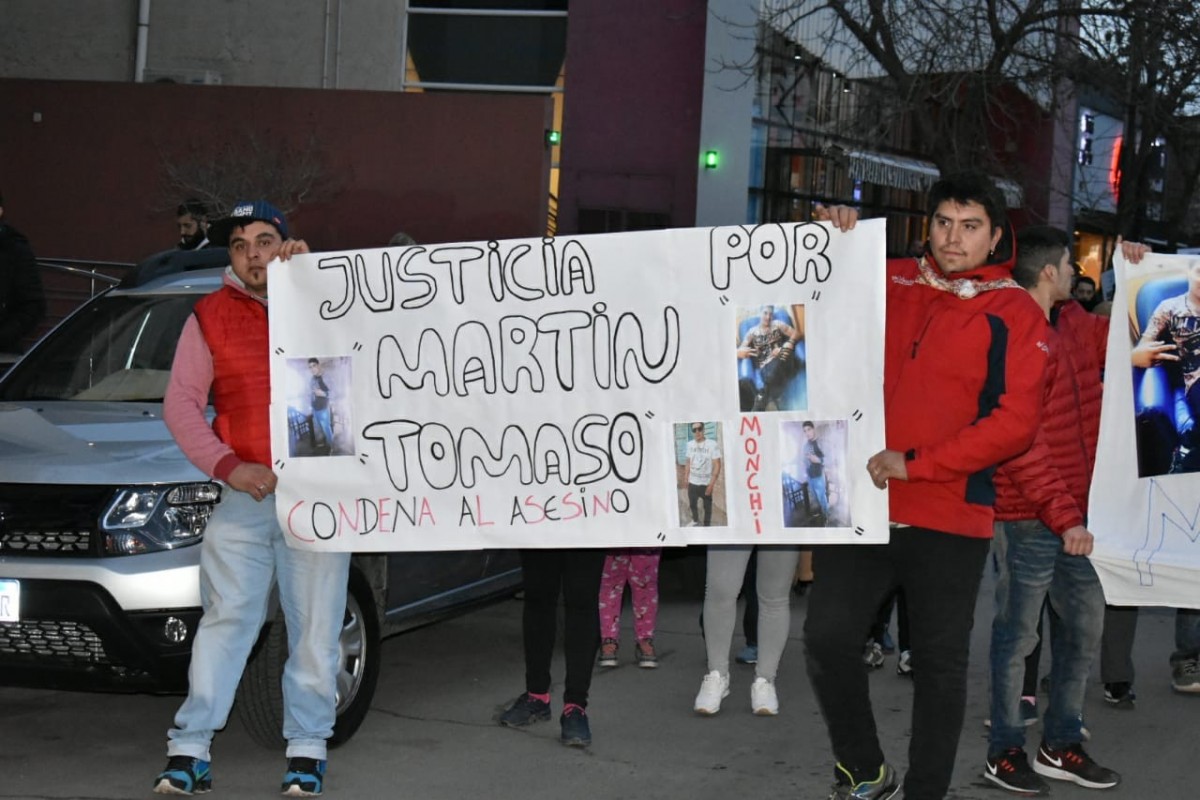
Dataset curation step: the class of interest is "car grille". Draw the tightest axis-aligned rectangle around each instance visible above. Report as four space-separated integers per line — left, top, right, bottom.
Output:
0 619 109 664
0 484 113 556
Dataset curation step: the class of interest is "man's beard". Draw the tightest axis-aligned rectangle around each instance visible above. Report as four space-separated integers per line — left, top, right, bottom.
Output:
179 230 206 250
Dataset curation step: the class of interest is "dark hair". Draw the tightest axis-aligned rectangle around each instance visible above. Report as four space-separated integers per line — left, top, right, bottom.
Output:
1013 225 1071 289
1075 275 1096 289
802 420 815 430
307 357 320 366
176 199 208 219
0 187 5 206
927 171 1012 264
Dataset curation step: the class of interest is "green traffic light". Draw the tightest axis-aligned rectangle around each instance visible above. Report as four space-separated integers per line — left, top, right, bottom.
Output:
704 150 719 169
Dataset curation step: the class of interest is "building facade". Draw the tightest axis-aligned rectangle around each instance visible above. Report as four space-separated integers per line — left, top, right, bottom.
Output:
2 1 1095 262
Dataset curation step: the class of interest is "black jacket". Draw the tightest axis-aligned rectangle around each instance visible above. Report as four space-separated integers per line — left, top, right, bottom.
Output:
0 221 46 352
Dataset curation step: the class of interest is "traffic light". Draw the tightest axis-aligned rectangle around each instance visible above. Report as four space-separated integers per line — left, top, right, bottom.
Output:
703 149 719 169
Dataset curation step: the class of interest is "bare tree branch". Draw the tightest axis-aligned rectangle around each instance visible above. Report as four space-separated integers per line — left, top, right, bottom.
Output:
153 127 346 219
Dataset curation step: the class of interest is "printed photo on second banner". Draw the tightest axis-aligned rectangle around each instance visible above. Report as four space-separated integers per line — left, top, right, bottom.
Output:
780 419 850 528
674 420 728 528
283 355 356 458
1128 258 1200 477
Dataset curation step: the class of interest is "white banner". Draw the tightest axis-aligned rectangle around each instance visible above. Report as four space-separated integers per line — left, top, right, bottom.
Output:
267 222 888 551
1091 252 1200 608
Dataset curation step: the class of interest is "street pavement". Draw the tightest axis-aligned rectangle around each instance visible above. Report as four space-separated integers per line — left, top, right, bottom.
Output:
0 549 1195 799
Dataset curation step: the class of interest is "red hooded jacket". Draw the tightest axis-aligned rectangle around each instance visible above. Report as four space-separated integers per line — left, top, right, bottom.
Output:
885 247 1048 538
993 301 1108 533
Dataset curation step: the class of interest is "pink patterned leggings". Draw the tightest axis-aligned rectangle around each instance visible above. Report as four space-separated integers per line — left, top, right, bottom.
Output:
598 548 662 641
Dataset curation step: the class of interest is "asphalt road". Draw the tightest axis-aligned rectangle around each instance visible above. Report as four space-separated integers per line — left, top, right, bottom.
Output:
0 550 1194 800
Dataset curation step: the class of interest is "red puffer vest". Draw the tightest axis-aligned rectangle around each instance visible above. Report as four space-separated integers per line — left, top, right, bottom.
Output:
193 285 272 467
994 301 1108 533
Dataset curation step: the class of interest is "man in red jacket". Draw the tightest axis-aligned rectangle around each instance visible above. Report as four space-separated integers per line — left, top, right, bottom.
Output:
983 226 1141 795
810 173 1048 800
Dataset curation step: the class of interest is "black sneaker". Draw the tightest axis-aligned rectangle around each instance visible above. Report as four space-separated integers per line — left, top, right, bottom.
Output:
1033 742 1120 789
280 757 325 797
560 705 592 747
153 756 212 795
984 748 1049 795
1103 681 1136 708
499 692 552 727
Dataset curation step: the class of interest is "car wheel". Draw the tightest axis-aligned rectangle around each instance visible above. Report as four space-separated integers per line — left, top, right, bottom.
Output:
237 567 381 749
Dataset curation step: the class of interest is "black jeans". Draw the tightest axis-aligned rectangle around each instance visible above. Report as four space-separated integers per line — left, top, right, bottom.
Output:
687 482 712 525
804 527 990 800
519 548 606 708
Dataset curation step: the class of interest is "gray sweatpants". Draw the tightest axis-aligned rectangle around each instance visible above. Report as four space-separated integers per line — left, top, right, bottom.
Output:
703 544 800 681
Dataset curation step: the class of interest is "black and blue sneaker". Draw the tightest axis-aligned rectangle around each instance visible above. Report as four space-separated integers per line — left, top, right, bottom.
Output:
281 757 326 797
153 756 212 795
499 692 552 727
829 762 899 799
560 704 592 747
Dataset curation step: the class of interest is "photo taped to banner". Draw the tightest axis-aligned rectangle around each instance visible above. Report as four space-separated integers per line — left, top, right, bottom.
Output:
1128 257 1200 477
284 355 355 458
674 420 728 528
780 419 850 528
735 303 806 413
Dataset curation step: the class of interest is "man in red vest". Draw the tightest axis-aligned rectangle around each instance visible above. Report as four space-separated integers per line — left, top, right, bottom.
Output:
154 200 351 797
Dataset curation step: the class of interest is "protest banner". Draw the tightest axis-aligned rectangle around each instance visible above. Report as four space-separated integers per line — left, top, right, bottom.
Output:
1090 251 1200 608
268 222 888 551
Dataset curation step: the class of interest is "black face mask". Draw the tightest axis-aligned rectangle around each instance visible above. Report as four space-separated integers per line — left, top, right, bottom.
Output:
178 229 206 250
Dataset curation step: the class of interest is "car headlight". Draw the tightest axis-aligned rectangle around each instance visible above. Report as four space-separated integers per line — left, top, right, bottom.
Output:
101 482 223 555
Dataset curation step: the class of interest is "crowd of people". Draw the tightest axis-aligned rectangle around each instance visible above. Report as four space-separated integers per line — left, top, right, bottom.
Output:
128 173 1200 800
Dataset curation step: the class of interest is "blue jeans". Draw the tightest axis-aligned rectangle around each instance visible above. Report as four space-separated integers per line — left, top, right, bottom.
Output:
167 491 351 761
808 473 829 517
1172 608 1200 664
988 520 1104 753
312 407 334 447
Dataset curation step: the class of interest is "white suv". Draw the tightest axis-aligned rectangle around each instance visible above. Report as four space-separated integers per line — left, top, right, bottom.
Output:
0 247 521 746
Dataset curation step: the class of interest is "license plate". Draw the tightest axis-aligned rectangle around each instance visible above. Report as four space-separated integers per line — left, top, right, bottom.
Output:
0 579 18 622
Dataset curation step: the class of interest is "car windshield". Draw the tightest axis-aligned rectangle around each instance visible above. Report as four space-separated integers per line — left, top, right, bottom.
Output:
0 292 200 402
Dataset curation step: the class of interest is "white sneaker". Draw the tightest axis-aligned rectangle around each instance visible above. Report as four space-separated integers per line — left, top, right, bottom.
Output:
750 676 779 715
862 639 885 669
693 670 730 715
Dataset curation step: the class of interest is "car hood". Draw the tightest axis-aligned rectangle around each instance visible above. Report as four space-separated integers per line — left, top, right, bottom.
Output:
0 401 207 485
